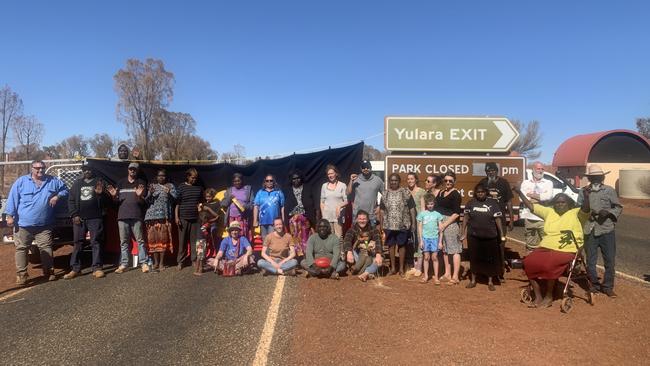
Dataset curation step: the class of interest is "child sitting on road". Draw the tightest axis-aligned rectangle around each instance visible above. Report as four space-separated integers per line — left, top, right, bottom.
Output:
417 194 444 284
353 230 376 274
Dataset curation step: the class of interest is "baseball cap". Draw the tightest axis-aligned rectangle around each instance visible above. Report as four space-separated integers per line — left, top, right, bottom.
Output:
128 162 139 169
361 160 372 169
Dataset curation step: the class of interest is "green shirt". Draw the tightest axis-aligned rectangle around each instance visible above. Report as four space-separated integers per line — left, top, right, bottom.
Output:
304 233 341 269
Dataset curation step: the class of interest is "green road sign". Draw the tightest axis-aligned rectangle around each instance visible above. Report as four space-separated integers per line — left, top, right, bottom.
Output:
384 116 519 152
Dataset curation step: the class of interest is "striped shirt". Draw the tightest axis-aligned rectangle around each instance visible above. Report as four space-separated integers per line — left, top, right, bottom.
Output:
177 183 204 220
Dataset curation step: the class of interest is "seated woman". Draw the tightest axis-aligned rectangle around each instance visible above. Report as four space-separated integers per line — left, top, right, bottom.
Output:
257 217 298 276
301 219 346 279
343 210 383 282
214 221 254 276
513 186 591 308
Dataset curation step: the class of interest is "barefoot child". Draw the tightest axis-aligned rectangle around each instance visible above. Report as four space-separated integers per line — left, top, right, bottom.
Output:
417 194 444 284
194 211 211 276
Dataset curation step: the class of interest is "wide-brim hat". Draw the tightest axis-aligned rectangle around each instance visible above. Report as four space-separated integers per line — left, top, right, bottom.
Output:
585 164 610 176
227 221 242 232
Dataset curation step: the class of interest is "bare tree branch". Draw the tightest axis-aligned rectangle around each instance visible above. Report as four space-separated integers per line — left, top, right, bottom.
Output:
510 119 542 160
114 58 174 159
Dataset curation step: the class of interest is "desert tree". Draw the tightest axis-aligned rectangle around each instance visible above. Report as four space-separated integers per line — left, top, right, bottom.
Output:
636 118 650 139
510 119 542 160
89 133 116 158
0 85 24 187
13 115 44 160
114 58 174 160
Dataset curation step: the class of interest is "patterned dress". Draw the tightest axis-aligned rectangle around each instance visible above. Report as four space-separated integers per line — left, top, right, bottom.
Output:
144 183 177 253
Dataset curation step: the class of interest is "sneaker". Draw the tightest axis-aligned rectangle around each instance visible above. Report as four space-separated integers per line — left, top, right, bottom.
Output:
16 273 28 286
44 269 57 281
115 265 127 274
141 264 150 273
92 270 106 279
63 271 78 280
602 289 618 298
330 272 340 280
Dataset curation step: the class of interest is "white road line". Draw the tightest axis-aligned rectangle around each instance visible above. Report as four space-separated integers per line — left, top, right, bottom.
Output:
0 287 33 303
252 276 286 366
507 236 648 285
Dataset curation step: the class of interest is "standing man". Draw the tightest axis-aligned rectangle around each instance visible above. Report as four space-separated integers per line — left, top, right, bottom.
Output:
64 165 109 279
578 164 622 298
107 162 148 274
479 162 514 277
5 160 69 285
519 162 553 252
347 160 384 225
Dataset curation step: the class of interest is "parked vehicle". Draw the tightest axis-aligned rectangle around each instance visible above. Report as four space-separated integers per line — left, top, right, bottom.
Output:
524 168 580 203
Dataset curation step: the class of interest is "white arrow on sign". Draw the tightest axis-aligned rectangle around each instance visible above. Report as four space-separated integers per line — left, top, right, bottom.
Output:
493 120 518 149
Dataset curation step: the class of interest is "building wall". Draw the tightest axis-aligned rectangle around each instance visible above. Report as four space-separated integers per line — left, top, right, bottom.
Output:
557 163 650 189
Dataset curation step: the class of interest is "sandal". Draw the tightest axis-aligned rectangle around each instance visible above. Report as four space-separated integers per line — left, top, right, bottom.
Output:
488 283 496 291
447 279 459 286
434 279 441 285
420 277 429 284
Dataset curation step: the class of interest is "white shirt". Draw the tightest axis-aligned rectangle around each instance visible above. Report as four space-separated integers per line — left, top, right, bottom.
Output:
519 177 553 221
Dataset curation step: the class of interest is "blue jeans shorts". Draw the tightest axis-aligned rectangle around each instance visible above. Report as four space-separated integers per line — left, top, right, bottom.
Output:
422 237 439 253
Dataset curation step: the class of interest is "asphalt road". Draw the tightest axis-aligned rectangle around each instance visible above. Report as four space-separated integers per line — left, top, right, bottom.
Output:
508 214 650 282
0 268 298 366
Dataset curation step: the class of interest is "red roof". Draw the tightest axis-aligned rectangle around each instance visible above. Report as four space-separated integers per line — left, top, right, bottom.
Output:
552 129 650 167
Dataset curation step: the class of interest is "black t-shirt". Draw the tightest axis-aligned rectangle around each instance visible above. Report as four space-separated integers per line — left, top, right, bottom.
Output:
177 183 204 220
464 198 502 239
478 177 513 212
434 189 461 217
117 178 147 220
69 177 105 219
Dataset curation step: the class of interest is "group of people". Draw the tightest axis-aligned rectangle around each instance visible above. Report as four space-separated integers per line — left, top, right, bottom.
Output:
5 158 622 307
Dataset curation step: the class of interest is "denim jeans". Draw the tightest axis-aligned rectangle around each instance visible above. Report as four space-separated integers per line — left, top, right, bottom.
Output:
353 250 378 274
260 225 274 240
118 219 147 267
585 231 616 290
257 258 298 274
70 218 104 272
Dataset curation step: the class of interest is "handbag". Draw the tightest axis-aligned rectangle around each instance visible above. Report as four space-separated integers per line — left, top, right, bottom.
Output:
222 238 241 277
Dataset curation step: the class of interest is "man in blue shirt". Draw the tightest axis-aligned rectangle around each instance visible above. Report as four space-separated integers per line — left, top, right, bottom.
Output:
5 160 69 285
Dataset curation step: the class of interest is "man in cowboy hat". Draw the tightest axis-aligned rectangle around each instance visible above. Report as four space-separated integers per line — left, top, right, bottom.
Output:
214 221 254 275
578 164 622 298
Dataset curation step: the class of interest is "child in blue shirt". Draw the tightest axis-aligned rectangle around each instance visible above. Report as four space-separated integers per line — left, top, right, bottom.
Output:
417 194 444 284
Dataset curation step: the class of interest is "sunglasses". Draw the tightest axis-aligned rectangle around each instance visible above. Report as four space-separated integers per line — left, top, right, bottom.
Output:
32 166 45 170
444 179 454 183
265 179 274 182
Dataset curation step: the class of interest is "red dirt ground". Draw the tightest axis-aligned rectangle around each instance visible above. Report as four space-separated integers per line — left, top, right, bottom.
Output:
288 252 650 365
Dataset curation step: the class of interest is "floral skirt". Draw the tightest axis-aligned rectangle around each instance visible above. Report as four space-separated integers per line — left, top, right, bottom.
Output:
289 214 311 257
146 219 173 253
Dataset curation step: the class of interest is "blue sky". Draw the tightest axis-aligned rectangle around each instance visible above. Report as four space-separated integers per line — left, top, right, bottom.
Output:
2 0 649 164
